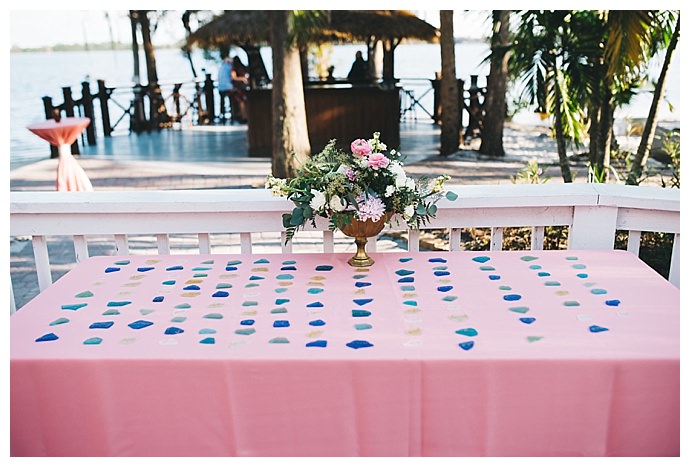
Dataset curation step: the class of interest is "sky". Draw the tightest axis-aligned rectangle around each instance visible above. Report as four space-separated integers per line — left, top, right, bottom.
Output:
7 8 493 49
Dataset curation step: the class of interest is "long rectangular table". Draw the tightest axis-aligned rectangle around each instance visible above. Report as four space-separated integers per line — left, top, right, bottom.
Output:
10 250 679 456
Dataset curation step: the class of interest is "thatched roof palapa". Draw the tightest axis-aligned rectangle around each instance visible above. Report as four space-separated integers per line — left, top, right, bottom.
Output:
187 10 439 49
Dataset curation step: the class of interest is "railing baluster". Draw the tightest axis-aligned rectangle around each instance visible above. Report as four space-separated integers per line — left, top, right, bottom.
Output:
408 230 420 252
449 228 462 251
490 227 503 251
198 233 211 254
157 234 171 254
114 234 129 255
669 233 680 288
531 226 545 251
73 235 89 262
323 231 334 253
281 232 293 253
240 233 252 254
626 230 642 255
32 235 52 292
10 276 17 315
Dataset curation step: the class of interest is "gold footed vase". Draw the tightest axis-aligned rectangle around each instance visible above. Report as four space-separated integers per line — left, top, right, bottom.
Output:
341 213 391 267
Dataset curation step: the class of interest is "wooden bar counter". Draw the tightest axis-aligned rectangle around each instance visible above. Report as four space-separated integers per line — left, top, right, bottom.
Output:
246 84 401 156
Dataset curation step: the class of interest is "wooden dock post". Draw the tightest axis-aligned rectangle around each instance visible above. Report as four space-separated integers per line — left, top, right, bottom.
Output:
41 96 59 158
81 81 96 145
61 86 80 155
97 80 112 137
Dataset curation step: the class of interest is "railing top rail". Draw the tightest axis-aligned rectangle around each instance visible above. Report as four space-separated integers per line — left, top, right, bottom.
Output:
10 184 680 215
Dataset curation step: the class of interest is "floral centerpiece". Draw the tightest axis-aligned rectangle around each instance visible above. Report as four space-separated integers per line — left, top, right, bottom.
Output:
266 132 456 266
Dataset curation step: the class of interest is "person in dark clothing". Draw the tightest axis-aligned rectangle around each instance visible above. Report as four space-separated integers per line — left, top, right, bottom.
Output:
347 51 370 84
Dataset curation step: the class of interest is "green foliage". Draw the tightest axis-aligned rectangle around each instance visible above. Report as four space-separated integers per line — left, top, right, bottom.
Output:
512 160 551 184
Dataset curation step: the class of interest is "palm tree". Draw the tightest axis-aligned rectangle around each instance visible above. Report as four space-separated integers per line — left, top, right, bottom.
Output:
439 10 460 155
270 11 311 178
479 10 511 157
627 11 680 185
129 10 170 131
510 10 583 182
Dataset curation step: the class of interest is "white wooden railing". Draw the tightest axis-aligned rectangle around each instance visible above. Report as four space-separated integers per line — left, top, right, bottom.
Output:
10 184 680 313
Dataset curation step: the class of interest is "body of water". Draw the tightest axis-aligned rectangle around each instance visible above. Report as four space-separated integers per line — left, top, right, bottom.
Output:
10 42 680 169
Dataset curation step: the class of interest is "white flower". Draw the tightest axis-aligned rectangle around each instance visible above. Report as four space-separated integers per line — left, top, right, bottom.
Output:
329 195 347 212
389 162 407 188
310 189 327 212
432 175 448 193
265 176 288 196
405 178 416 190
384 185 395 197
359 157 369 168
404 204 415 220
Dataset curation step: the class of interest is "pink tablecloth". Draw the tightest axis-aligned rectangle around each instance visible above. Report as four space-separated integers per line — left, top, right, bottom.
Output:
10 250 679 456
26 117 93 191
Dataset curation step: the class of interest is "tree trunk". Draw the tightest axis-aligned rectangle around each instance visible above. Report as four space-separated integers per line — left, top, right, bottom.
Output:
129 11 141 85
137 10 168 130
439 10 460 156
270 10 311 178
553 67 573 183
479 10 510 156
627 15 680 185
597 89 614 182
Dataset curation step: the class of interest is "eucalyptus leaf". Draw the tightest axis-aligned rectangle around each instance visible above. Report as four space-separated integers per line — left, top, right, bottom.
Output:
416 205 427 215
428 204 438 215
446 191 458 201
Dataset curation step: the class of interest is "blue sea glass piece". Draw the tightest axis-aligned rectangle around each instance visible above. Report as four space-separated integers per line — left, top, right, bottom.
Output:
269 337 289 343
242 301 258 307
171 316 187 323
563 301 580 307
249 275 264 281
164 327 184 335
307 288 324 294
275 298 290 304
280 266 297 271
306 340 327 347
199 328 217 334
509 306 529 313
309 319 326 326
519 317 536 324
458 341 474 350
137 267 154 272
271 307 288 314
83 337 103 345
355 282 371 288
153 296 164 302
396 269 415 276
537 272 551 277
49 317 70 326
403 300 417 306
520 256 538 262
107 301 132 307
276 274 294 280
437 285 453 292
75 290 93 298
605 299 621 307
398 277 414 283
227 260 242 266
346 340 373 349
36 333 59 342
61 303 88 311
442 296 458 302
428 258 447 263
354 323 372 330
166 265 183 271
479 266 495 271
315 265 333 271
529 265 542 270
203 313 223 319
577 273 589 278
273 320 290 328
235 328 255 335
240 319 255 326
589 325 609 333
129 320 153 329
434 270 450 276
199 337 215 344
352 309 371 317
544 281 561 286
488 275 501 280
89 321 114 329
183 285 200 290
591 288 607 295
399 257 413 262
307 301 324 308
212 291 229 298
275 287 288 293
572 264 587 269
400 285 415 291
353 298 373 306
455 328 478 337
282 260 297 265
105 267 120 273
472 256 490 263
225 266 238 271
114 260 130 265
503 294 522 301
254 258 270 264
162 280 176 285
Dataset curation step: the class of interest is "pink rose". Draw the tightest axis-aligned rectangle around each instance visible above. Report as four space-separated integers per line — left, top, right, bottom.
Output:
351 139 372 158
367 153 390 170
